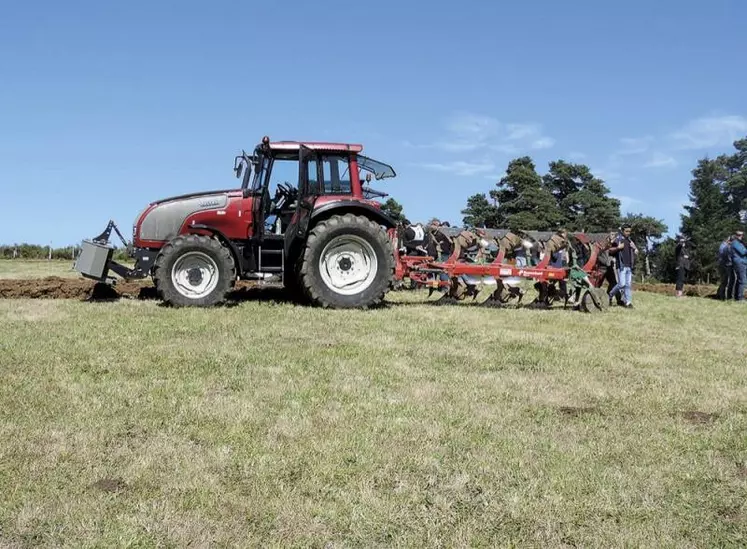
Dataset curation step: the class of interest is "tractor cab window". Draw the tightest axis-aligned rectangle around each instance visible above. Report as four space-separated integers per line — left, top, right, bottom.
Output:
321 155 352 194
268 156 298 197
306 158 319 195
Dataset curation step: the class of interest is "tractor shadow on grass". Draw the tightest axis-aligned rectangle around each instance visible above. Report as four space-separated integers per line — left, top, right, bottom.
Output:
224 284 293 306
383 294 578 312
151 283 295 308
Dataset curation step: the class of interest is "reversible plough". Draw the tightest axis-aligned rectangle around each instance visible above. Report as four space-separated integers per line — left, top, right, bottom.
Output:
389 225 612 313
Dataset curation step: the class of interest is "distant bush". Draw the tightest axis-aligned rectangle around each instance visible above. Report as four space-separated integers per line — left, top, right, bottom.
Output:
0 243 130 260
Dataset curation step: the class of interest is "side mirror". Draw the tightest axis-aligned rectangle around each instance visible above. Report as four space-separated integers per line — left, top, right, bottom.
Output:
365 172 372 183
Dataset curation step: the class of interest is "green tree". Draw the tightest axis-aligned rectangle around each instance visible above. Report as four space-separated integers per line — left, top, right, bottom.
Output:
460 193 501 228
620 213 668 277
543 160 621 231
490 157 563 231
724 137 747 217
380 198 406 223
679 157 741 282
650 237 678 283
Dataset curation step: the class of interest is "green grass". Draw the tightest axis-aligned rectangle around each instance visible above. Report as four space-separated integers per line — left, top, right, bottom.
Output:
0 259 79 279
0 259 135 280
0 289 745 547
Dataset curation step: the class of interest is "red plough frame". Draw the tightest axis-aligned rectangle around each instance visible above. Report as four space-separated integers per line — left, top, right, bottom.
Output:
389 229 607 290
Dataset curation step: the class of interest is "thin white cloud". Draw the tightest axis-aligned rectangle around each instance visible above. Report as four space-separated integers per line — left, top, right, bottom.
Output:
489 143 521 155
568 151 587 161
595 169 622 181
644 152 677 168
417 112 555 156
611 194 643 214
531 137 555 150
669 114 747 150
505 123 540 141
445 112 501 138
614 135 654 156
417 160 495 177
431 140 485 152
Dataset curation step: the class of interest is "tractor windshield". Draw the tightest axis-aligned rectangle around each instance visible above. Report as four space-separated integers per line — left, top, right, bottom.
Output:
357 154 396 180
250 153 270 193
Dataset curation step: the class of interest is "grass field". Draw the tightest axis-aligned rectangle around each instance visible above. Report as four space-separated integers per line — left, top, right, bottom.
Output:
0 259 79 279
1 280 746 546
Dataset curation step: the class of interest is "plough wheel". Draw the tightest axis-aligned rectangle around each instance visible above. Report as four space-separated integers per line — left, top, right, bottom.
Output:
580 288 608 313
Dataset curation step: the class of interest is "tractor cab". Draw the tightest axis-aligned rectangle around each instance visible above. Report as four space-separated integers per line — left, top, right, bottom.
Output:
233 137 397 278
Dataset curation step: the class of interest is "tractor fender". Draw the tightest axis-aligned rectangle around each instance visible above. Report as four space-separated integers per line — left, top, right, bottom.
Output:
310 201 397 229
184 223 243 275
284 201 397 271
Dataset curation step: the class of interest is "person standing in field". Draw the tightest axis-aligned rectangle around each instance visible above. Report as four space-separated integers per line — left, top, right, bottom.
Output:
730 230 746 301
597 231 623 305
608 224 637 308
674 235 691 298
717 235 735 300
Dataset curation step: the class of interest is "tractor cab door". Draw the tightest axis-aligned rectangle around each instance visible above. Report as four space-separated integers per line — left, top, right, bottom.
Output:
284 145 319 256
249 153 271 241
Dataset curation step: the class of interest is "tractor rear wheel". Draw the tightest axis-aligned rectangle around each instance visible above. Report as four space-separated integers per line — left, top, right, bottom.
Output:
283 255 309 304
153 234 235 307
299 213 394 308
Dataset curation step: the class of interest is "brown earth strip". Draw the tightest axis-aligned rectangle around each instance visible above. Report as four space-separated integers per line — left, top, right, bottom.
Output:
0 276 261 301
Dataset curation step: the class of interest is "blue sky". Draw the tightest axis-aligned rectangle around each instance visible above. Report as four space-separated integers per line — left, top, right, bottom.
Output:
1 0 746 245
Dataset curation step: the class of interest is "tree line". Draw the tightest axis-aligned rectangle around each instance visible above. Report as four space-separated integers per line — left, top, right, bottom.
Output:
0 244 129 261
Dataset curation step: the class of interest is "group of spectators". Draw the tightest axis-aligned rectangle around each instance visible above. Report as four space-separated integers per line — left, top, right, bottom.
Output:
717 230 746 301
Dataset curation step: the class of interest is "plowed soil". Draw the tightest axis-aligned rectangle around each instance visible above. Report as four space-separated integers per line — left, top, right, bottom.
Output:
0 277 741 302
633 282 746 299
0 276 261 301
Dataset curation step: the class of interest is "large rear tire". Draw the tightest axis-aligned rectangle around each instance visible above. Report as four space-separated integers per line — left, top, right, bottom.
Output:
153 234 235 307
283 254 309 304
298 213 394 308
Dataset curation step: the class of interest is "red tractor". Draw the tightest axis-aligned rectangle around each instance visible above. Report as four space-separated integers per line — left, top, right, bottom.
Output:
74 136 399 308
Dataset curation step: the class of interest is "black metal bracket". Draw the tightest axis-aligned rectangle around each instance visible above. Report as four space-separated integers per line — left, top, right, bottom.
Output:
93 219 130 249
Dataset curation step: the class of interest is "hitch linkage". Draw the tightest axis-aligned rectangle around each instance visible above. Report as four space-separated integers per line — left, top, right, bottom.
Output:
74 220 153 284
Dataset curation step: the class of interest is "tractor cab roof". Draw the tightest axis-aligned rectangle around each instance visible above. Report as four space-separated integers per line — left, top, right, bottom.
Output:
261 137 395 180
268 140 363 153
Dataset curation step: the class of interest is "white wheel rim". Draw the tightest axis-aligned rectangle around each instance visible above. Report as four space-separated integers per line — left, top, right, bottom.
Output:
171 251 219 299
319 235 378 295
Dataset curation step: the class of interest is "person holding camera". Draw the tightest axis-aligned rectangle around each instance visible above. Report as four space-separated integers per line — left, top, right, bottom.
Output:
674 235 691 297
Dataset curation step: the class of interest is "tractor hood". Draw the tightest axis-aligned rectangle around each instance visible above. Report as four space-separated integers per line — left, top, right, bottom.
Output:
137 190 238 242
151 189 240 205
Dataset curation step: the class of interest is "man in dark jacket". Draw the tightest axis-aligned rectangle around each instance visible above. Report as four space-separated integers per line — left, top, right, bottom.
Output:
608 224 637 308
597 231 623 305
716 235 735 300
731 230 746 301
674 235 691 297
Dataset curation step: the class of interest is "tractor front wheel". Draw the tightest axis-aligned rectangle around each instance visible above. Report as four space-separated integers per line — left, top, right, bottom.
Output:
153 234 235 307
299 213 394 308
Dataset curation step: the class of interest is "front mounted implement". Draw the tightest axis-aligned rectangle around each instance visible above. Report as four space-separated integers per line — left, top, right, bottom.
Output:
74 220 153 284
